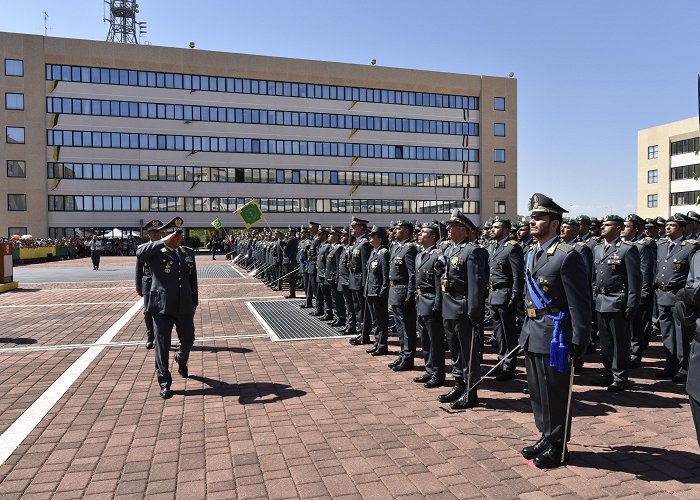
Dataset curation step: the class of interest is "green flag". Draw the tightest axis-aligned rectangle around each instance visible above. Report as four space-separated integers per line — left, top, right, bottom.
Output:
211 218 222 229
235 199 265 229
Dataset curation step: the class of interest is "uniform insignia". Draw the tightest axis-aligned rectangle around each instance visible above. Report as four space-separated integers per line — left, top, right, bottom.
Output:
575 241 587 247
378 248 388 255
556 242 573 253
683 239 698 245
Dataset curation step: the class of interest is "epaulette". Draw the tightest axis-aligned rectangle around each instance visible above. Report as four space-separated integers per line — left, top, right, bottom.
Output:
378 248 388 255
556 242 573 253
429 248 442 255
622 241 634 246
658 237 669 243
644 237 654 242
575 241 587 248
507 240 518 246
683 239 698 245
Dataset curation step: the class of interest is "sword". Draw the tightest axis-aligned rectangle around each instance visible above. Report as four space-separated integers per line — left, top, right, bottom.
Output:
561 356 575 464
277 265 301 282
464 322 480 395
469 344 522 392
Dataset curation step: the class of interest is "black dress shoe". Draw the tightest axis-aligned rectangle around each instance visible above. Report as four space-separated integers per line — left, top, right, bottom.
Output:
342 329 357 336
424 377 444 389
371 349 389 356
366 346 378 354
284 294 297 299
320 314 334 321
672 372 687 383
450 390 479 410
628 359 641 369
388 357 402 369
607 380 627 392
146 338 154 350
495 370 515 382
654 369 675 379
533 443 567 469
521 434 549 459
590 376 614 387
438 380 465 403
160 387 173 399
393 362 414 372
299 304 308 309
310 311 324 316
175 354 188 378
585 343 597 355
413 373 432 383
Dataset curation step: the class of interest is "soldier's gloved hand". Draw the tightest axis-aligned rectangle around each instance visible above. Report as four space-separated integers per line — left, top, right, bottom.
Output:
624 307 635 320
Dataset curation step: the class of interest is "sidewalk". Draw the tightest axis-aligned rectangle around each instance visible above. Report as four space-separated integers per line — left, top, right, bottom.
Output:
0 257 698 499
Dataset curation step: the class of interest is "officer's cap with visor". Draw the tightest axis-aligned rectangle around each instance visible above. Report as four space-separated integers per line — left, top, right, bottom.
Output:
528 193 567 217
350 217 369 228
158 217 184 234
143 219 163 232
668 213 690 225
368 225 388 239
446 209 476 231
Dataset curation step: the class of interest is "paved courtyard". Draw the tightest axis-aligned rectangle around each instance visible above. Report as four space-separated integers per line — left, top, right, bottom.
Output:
0 256 699 499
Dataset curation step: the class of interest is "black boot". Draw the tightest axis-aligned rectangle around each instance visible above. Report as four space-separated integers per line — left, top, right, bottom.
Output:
438 378 465 403
521 434 549 459
533 442 568 469
450 389 479 410
145 333 154 350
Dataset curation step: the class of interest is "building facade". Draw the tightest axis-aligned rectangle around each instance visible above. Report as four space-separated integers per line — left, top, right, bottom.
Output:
638 117 699 219
1 31 517 239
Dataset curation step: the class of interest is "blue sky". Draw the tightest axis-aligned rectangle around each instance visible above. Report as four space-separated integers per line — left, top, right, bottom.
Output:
2 0 698 216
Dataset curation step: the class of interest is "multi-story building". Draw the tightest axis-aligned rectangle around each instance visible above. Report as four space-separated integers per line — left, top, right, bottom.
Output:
1 31 517 239
638 116 699 218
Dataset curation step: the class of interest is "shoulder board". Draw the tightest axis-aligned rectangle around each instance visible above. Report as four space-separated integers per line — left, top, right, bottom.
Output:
683 239 698 245
622 241 634 246
378 248 388 254
556 242 573 253
644 237 654 242
658 237 669 243
429 248 442 255
575 241 587 247
507 240 518 246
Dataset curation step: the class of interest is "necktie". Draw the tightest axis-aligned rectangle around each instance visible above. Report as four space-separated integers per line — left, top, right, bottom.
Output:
604 244 610 253
668 242 675 257
533 247 544 266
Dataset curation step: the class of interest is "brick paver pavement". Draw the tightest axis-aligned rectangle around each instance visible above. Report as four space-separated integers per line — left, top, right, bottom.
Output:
0 256 698 499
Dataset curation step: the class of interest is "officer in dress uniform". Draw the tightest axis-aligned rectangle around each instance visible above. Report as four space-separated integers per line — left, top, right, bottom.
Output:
298 229 311 307
365 226 391 355
136 217 198 400
486 216 524 381
515 218 533 250
387 220 418 371
316 228 333 320
325 228 346 327
623 214 657 368
412 222 446 387
519 194 591 469
305 222 322 310
282 227 299 298
338 229 356 334
349 218 373 345
136 219 162 350
437 209 488 410
591 215 641 391
655 213 699 383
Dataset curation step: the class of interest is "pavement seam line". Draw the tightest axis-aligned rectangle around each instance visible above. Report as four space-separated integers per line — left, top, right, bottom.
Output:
0 300 142 466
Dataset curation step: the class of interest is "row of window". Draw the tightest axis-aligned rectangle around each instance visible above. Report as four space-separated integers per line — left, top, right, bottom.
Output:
46 130 483 162
47 195 480 214
46 97 484 137
670 191 700 207
46 162 481 188
46 63 484 111
670 163 700 181
671 138 700 156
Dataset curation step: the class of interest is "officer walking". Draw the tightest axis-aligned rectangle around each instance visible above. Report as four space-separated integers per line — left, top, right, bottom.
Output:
135 219 162 350
519 194 590 469
388 221 418 371
136 217 199 400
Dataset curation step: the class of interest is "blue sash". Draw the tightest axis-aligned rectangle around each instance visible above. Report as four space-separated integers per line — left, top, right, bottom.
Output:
525 247 570 372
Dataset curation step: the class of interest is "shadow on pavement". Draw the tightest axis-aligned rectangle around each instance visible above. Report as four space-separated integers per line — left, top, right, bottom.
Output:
576 388 687 409
181 374 306 404
571 445 700 483
190 345 253 354
0 337 37 344
7 288 41 292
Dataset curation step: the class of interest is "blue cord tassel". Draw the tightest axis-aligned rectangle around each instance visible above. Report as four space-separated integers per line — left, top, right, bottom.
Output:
550 335 558 367
557 334 568 373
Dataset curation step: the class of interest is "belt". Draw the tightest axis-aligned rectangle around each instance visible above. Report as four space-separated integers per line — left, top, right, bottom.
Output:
657 283 684 292
442 284 467 293
596 283 625 295
389 280 406 286
526 307 562 318
488 282 511 291
416 287 436 295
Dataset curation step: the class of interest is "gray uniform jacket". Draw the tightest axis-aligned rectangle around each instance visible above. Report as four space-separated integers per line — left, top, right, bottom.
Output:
365 247 390 299
520 239 591 354
415 245 443 317
298 239 310 271
592 239 642 313
306 237 320 274
440 240 488 321
316 241 331 281
487 239 524 306
685 250 700 401
633 236 656 301
325 243 343 283
136 240 198 317
656 238 700 307
572 241 594 283
338 244 352 289
388 241 417 306
283 237 298 265
349 235 372 291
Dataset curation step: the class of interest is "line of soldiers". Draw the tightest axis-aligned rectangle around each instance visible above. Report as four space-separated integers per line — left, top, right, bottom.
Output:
237 228 300 297
232 195 700 465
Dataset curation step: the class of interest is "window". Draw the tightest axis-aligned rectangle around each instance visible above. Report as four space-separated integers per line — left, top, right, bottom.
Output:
671 138 700 156
494 123 505 137
647 194 658 208
494 175 506 188
494 97 505 111
5 93 24 110
494 149 506 162
5 59 23 77
8 227 27 237
8 194 27 211
495 200 507 214
647 169 658 184
647 145 658 159
7 160 26 177
6 127 25 144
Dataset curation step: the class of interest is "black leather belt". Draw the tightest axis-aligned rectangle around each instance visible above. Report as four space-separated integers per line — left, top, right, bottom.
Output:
657 283 683 292
488 282 510 291
389 280 406 286
526 307 562 318
443 284 467 293
596 283 625 295
416 287 436 295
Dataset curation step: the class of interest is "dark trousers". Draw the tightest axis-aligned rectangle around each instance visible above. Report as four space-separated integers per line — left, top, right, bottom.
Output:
305 270 317 307
524 350 572 445
489 303 518 373
367 296 389 350
144 310 154 341
690 396 700 448
153 312 195 388
659 304 693 375
392 303 417 362
317 280 332 315
597 311 630 383
418 313 445 380
328 280 345 322
443 317 479 385
351 289 365 333
341 285 355 331
631 297 653 363
282 264 297 295
91 250 101 269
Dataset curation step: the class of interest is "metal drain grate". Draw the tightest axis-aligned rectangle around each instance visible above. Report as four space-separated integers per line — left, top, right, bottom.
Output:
197 265 243 279
246 300 345 341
